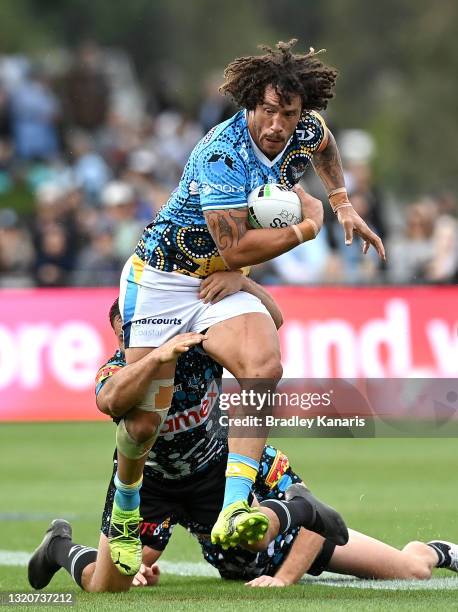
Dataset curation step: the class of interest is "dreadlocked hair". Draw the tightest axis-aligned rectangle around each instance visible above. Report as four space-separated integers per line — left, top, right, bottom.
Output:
220 39 338 112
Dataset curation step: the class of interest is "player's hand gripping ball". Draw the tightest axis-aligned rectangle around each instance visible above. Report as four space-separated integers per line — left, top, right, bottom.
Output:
248 183 302 229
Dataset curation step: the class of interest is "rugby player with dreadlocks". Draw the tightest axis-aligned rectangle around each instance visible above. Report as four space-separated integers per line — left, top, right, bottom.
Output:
110 39 385 576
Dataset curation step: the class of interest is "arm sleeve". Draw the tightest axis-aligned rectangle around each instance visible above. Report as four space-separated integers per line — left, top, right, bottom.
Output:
304 110 329 153
197 145 248 212
95 359 125 396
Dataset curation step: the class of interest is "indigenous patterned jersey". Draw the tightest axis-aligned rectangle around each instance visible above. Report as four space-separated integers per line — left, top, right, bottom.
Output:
95 347 227 479
134 109 327 278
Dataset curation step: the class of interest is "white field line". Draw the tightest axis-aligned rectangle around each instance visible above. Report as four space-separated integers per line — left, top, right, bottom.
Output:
2 551 457 590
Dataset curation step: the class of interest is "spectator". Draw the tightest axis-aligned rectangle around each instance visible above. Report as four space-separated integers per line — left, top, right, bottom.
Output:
100 180 144 261
123 148 170 218
67 129 111 204
388 199 437 284
426 215 458 283
0 208 35 287
9 66 60 160
71 220 121 287
60 41 110 133
34 222 72 287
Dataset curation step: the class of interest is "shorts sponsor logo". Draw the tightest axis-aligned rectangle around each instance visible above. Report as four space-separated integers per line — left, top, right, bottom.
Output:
134 317 182 325
139 517 172 537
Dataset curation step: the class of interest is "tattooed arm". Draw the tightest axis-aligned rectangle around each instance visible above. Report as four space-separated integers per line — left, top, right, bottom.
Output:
312 130 345 193
312 130 386 260
204 186 323 269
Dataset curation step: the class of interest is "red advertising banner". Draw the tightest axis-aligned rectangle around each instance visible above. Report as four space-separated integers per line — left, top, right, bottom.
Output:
1 286 457 421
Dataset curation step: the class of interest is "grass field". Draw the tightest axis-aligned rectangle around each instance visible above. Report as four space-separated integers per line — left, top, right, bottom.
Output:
0 422 457 610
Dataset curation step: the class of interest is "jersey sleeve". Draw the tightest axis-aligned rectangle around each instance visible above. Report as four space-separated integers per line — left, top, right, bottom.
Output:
95 357 125 396
308 111 329 152
197 144 248 212
297 111 329 154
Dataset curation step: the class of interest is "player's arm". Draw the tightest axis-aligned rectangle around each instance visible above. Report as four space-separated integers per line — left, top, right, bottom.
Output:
204 184 323 269
312 128 385 260
199 271 283 329
96 333 206 418
246 528 324 587
241 277 283 329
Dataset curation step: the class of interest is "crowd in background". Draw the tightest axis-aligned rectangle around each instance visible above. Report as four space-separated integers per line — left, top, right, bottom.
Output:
0 43 456 289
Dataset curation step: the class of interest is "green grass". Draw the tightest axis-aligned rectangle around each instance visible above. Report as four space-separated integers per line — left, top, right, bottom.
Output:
0 423 457 610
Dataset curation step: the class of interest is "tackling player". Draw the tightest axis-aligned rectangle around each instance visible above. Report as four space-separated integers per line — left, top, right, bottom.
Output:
112 39 386 574
28 282 347 592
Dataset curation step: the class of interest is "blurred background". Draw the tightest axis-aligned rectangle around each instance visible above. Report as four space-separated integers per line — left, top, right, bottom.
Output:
1 4 457 598
0 0 456 289
0 0 457 417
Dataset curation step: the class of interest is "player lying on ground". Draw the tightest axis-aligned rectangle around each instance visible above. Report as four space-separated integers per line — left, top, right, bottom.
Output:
28 283 347 592
28 442 458 591
112 39 386 574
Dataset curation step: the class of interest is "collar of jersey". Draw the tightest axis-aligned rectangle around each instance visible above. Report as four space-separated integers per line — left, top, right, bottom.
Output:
244 110 294 168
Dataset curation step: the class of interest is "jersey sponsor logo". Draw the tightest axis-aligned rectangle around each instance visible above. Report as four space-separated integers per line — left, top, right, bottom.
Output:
201 182 244 196
160 380 219 435
189 180 199 195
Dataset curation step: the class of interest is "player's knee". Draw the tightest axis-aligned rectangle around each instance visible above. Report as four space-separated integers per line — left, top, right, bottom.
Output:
241 356 283 382
126 411 161 444
400 544 432 580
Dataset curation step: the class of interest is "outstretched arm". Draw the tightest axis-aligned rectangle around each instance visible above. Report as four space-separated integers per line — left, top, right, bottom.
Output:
312 130 385 261
246 528 324 587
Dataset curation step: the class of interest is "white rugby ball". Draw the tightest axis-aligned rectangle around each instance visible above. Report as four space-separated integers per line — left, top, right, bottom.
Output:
248 184 302 229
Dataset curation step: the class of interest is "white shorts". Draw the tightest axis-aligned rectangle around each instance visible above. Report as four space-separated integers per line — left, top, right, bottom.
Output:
119 256 270 348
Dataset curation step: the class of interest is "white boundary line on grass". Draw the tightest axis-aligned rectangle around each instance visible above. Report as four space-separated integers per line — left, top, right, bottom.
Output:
2 550 458 590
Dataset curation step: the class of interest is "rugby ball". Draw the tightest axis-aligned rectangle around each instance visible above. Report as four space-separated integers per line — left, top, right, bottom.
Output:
248 184 302 229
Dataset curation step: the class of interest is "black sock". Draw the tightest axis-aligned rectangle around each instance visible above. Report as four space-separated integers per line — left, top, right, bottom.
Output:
48 537 98 588
260 497 314 533
427 542 451 568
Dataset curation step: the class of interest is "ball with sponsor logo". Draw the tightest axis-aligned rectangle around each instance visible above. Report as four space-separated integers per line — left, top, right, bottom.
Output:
247 184 302 229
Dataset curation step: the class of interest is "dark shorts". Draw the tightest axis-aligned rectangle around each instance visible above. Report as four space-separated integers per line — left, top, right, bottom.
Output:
101 445 336 577
101 459 227 550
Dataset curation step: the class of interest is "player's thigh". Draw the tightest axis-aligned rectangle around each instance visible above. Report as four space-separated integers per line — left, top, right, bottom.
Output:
125 346 176 379
86 534 133 592
203 312 281 379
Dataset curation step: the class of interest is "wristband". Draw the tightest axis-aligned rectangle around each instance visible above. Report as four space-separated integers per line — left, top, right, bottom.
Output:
328 187 351 213
292 219 318 244
334 203 353 213
291 224 304 244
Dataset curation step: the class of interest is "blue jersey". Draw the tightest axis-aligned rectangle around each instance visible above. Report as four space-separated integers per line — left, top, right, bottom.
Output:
134 109 327 278
95 347 227 479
